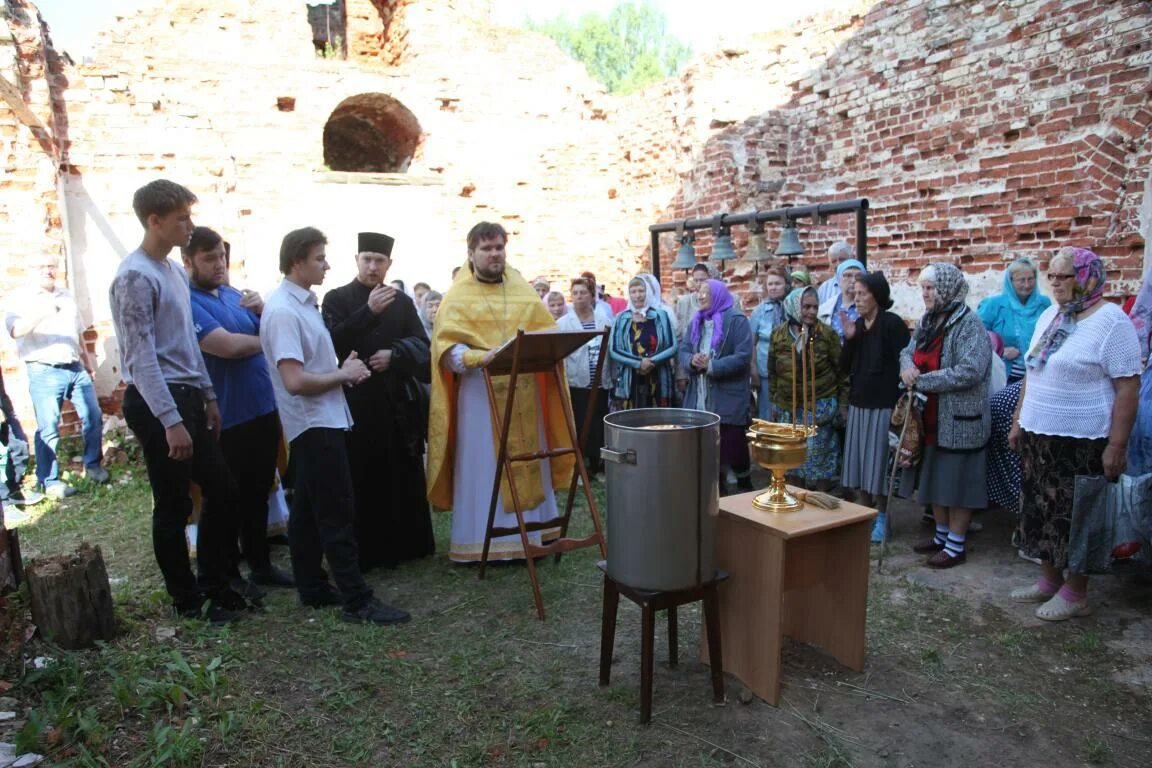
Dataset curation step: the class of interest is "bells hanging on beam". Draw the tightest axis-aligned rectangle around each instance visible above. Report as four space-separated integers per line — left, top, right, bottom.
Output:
671 228 697 270
711 230 735 262
746 215 774 264
775 219 804 257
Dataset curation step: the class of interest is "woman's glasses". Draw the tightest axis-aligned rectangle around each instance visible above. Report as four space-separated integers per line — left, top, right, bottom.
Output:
1047 272 1077 282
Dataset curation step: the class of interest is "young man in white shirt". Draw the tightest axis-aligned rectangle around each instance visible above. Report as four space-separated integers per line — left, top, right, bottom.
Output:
5 254 109 498
260 226 410 626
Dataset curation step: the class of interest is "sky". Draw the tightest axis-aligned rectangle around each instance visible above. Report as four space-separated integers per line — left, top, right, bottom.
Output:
33 0 850 60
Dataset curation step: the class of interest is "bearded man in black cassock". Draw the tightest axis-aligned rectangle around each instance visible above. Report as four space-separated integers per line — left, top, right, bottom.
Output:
321 232 434 571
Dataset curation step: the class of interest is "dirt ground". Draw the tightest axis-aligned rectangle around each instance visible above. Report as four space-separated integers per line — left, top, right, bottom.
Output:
621 491 1152 767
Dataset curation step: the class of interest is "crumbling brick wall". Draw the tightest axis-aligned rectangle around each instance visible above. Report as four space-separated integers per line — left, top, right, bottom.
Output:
643 0 1152 314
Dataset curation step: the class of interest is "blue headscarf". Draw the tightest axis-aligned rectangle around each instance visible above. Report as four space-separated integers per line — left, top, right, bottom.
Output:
835 258 866 283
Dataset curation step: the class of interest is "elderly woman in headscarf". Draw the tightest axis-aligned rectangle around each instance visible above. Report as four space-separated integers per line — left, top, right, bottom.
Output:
818 258 865 342
900 263 992 569
679 278 753 495
1124 269 1152 475
840 272 910 541
609 273 677 409
768 286 848 491
978 258 1051 383
749 266 790 420
1008 247 1141 620
418 290 443 337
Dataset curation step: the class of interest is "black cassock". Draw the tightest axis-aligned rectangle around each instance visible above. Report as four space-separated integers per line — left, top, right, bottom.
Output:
322 280 434 570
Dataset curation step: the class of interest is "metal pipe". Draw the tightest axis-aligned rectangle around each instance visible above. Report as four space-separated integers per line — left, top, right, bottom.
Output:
648 198 869 235
650 228 661 280
855 203 868 268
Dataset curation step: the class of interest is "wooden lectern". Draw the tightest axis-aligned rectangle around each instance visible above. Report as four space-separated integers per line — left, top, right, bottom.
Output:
479 329 609 619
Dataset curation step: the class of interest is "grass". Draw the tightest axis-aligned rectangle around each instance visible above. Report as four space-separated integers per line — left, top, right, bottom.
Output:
2 458 1152 766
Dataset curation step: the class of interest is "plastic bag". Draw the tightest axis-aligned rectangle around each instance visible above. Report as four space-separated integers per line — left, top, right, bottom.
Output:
1068 473 1152 574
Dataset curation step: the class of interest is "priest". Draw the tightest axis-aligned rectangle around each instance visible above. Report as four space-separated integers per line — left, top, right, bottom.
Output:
427 222 574 562
321 232 434 570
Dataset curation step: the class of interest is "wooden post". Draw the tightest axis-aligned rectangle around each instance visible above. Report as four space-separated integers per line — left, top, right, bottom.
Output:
26 544 115 649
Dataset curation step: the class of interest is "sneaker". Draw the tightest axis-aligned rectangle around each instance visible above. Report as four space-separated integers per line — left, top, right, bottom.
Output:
42 482 76 499
341 597 411 626
870 512 888 544
5 487 45 506
299 585 344 608
2 507 30 525
86 465 111 484
250 566 295 588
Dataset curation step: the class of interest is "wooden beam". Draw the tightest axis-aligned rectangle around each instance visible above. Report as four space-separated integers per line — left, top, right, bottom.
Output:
0 71 56 157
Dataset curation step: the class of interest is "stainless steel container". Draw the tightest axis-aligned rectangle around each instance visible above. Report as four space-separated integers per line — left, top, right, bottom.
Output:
600 408 719 591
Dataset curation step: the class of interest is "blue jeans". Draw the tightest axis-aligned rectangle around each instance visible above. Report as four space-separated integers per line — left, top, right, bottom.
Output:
27 362 103 486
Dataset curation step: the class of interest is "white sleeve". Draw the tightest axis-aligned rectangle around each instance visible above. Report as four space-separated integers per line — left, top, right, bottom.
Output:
444 343 469 374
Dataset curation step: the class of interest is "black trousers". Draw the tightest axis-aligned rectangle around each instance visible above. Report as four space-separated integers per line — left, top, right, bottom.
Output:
122 384 235 608
219 411 280 574
288 427 372 609
569 387 609 472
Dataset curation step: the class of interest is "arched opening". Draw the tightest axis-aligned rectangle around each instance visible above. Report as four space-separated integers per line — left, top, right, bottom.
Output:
322 93 421 173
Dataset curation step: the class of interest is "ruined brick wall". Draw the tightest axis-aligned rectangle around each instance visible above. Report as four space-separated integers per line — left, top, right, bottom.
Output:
647 0 1152 315
0 0 75 427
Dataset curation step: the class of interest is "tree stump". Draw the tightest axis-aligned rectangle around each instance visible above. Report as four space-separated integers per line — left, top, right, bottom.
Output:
26 543 115 649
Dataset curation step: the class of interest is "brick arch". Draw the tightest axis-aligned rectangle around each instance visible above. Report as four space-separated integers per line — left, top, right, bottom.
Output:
322 93 421 173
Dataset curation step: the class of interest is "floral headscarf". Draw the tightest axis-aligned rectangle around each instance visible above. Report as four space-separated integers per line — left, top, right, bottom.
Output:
1026 247 1106 370
783 286 817 327
914 263 969 351
689 279 734 350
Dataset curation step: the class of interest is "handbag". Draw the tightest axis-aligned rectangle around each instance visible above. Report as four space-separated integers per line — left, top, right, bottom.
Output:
888 391 924 469
1068 473 1152 574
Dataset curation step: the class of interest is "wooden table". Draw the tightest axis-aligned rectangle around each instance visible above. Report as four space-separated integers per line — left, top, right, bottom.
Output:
701 489 877 705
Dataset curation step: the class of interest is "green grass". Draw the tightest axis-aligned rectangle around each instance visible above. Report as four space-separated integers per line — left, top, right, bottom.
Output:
4 462 1152 766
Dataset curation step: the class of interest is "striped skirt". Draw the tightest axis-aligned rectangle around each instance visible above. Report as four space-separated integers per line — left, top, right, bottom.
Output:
841 405 912 498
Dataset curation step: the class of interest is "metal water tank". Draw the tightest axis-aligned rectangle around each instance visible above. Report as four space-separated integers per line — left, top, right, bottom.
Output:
600 408 719 591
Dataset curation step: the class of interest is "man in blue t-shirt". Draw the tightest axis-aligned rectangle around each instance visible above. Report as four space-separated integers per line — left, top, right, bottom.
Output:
184 227 293 592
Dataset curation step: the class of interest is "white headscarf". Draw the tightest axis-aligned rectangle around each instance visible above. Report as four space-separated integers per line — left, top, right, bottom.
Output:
637 273 664 310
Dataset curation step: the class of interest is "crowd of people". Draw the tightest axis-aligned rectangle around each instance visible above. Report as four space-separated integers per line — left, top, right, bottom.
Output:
1 178 1147 628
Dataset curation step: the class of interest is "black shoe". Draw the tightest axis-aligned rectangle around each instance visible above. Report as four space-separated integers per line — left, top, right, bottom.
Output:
341 597 410 626
211 587 260 613
299 585 343 608
203 602 242 625
173 596 207 620
250 566 295 588
230 576 267 602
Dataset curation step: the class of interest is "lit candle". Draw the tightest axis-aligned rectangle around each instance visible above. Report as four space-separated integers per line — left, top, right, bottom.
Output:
791 340 797 428
801 333 808 430
810 331 817 430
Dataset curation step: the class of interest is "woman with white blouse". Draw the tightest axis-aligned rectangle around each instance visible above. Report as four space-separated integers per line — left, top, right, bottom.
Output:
1008 247 1141 621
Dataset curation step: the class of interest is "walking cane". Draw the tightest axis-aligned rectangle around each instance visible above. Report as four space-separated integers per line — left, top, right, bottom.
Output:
877 390 915 575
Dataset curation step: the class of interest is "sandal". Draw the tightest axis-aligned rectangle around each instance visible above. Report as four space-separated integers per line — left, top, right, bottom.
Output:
1035 593 1092 622
1010 583 1059 604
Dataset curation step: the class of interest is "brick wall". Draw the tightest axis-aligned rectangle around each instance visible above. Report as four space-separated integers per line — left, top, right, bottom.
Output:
645 0 1152 315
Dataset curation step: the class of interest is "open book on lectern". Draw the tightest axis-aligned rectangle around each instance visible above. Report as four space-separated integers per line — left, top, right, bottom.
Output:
482 329 606 376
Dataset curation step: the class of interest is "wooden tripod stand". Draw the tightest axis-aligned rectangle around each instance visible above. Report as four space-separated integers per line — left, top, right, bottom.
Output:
479 329 609 619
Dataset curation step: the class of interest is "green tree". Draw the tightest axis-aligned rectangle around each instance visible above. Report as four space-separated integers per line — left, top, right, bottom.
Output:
526 1 692 95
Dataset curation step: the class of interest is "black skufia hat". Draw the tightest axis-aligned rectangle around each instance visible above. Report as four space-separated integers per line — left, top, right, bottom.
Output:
358 232 394 257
